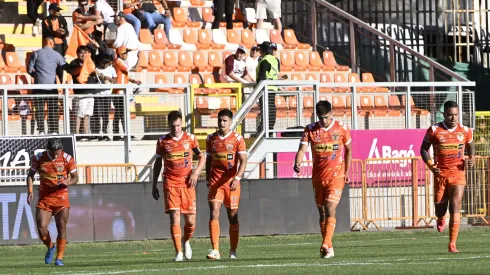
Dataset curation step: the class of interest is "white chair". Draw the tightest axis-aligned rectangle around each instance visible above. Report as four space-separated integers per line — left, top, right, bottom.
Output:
212 29 238 51
179 1 191 7
255 28 270 45
169 29 197 51
245 8 257 24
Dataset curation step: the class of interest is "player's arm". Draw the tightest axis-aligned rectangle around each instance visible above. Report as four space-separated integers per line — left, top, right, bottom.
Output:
188 146 205 187
230 152 247 191
152 156 163 200
420 139 438 174
26 169 36 206
344 142 352 183
466 129 475 168
65 171 79 186
294 144 308 173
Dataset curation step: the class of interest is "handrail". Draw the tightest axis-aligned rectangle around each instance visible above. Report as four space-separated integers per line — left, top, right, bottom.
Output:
230 81 266 131
312 0 471 83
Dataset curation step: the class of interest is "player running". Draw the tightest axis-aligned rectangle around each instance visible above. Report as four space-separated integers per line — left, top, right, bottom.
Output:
420 100 474 253
27 137 78 266
205 109 247 260
152 110 206 261
294 100 352 259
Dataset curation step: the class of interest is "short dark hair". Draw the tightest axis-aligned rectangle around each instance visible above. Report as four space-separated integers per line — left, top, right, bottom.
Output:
443 100 458 112
168 110 182 123
316 100 332 116
77 45 89 54
47 138 63 151
217 109 233 119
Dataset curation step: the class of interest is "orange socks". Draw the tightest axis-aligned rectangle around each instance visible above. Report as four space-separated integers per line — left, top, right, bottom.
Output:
171 225 182 252
322 217 336 247
41 233 53 249
319 220 326 239
229 223 239 252
209 220 220 250
449 213 461 244
183 225 195 243
56 238 66 260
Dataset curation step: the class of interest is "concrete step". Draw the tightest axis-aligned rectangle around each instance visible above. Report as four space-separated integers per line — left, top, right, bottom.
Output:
3 34 41 48
0 23 34 35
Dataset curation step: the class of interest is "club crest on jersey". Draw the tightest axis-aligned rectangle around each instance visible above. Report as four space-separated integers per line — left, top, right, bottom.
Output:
331 134 339 141
55 165 64 173
182 142 190 150
335 189 342 197
231 196 237 202
226 143 234 151
457 132 464 142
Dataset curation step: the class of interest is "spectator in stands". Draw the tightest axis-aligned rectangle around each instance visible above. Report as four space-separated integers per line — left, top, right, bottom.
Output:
27 37 67 135
474 116 490 156
113 46 141 141
256 0 282 32
245 45 260 83
94 0 115 28
73 0 104 38
112 11 140 71
212 0 234 29
270 42 286 80
256 41 279 133
27 0 44 36
66 46 95 141
220 46 255 84
42 3 69 83
122 0 144 37
91 55 116 141
139 0 172 36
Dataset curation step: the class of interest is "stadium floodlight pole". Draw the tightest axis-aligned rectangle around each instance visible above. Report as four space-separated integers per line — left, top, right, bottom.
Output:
63 88 70 134
124 88 131 163
2 89 8 135
405 86 411 129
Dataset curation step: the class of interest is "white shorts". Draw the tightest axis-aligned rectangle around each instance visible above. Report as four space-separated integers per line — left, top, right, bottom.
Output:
75 97 94 118
256 0 281 19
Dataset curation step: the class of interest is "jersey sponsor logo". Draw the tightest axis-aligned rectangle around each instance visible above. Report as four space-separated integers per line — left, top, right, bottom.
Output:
165 151 189 160
314 143 338 152
439 144 459 150
212 153 234 160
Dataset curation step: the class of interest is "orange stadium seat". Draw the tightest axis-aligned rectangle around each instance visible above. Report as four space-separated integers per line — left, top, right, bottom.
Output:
323 51 349 71
270 29 294 49
15 74 31 94
147 51 163 72
241 29 256 48
184 29 209 50
333 73 350 93
305 73 317 81
177 52 193 72
202 7 214 23
362 72 390 92
402 95 429 115
154 29 181 49
162 51 178 72
198 29 223 50
155 74 174 93
319 73 334 93
308 51 325 71
303 96 314 115
139 29 154 46
227 29 241 45
359 95 374 110
208 52 222 68
349 73 374 93
388 94 402 109
294 51 309 71
173 7 201 27
5 52 25 72
275 96 288 110
135 51 149 72
222 51 232 61
191 0 205 6
189 73 207 94
193 52 212 72
280 51 294 72
203 74 231 94
170 74 186 93
283 29 310 49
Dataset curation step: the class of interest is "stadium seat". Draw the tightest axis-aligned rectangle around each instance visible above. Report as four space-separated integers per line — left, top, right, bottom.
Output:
169 29 197 51
401 95 429 115
208 51 223 68
190 73 209 94
305 73 317 81
319 73 334 93
0 55 11 73
227 29 241 45
198 29 224 50
147 51 163 72
177 51 193 72
135 51 149 72
388 95 402 109
275 95 288 110
203 74 231 94
255 29 270 45
290 74 313 91
283 29 310 49
269 30 290 50
5 52 25 73
171 74 186 93
245 8 257 24
139 29 154 46
303 96 314 116
362 73 390 92
155 74 177 93
333 73 350 93
202 7 215 24
279 51 294 72
348 73 374 93
183 29 209 50
222 51 232 61
193 51 212 72
294 51 309 71
190 0 205 7
241 29 256 48
323 51 349 71
212 29 238 51
15 74 31 94
172 7 201 27
373 95 402 116
163 51 179 72
308 51 325 71
331 95 350 116
154 29 180 49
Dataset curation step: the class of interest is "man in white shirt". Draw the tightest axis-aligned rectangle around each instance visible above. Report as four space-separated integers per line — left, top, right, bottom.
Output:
92 55 117 141
220 46 255 84
111 11 139 71
95 0 115 25
245 45 260 83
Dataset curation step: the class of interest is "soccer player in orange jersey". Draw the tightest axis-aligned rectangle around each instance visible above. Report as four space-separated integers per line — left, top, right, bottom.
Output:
152 110 206 261
205 109 247 260
294 100 352 259
420 100 474 253
26 137 78 266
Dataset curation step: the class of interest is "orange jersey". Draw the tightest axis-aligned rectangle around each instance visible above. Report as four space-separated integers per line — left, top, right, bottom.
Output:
206 131 247 188
300 120 351 181
155 132 201 187
30 151 77 199
424 122 473 177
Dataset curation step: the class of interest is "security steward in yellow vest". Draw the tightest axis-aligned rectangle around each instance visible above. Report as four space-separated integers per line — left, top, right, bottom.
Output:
256 41 279 133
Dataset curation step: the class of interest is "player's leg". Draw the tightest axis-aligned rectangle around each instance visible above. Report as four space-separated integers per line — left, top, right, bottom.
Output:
53 207 69 266
225 186 240 259
164 186 184 261
35 207 55 264
313 181 327 239
181 187 197 260
207 186 224 259
321 179 344 259
434 175 449 232
448 184 465 252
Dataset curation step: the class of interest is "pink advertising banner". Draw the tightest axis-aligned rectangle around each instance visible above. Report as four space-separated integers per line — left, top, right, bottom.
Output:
276 129 427 182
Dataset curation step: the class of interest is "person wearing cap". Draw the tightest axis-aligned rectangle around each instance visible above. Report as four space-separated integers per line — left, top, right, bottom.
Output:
42 3 69 83
256 41 279 132
220 46 255 85
113 46 141 141
73 0 104 37
111 11 140 71
245 45 260 83
27 137 78 266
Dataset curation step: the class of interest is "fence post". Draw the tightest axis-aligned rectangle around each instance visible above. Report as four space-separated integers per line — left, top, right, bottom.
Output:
124 88 131 163
361 160 367 228
3 89 8 135
63 88 70 134
411 159 418 227
85 166 92 184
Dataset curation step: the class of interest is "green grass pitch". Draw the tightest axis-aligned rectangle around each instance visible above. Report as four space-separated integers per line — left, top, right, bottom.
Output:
1 227 490 274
